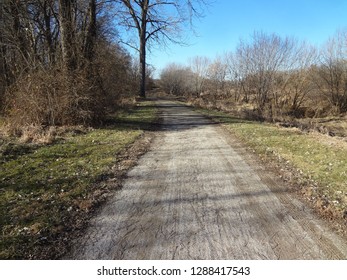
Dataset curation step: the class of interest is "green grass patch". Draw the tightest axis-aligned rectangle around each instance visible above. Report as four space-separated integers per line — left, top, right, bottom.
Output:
0 101 157 259
196 108 347 215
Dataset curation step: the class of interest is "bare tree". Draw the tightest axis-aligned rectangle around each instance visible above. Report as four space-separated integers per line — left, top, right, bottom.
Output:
233 32 296 116
0 1 6 106
207 55 227 94
115 0 207 98
225 50 251 102
189 55 210 96
160 63 193 95
226 34 318 118
279 43 317 116
314 29 347 114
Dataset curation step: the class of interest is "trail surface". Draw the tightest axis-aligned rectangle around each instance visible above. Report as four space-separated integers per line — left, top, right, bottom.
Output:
69 100 347 259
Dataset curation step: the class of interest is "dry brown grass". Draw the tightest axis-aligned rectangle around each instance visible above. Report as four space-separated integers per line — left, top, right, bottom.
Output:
18 125 57 144
4 68 105 132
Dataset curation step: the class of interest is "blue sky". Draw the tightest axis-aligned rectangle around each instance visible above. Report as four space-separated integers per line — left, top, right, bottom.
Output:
143 0 347 77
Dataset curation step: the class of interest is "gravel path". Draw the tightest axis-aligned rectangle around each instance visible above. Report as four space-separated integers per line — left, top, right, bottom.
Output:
69 100 347 259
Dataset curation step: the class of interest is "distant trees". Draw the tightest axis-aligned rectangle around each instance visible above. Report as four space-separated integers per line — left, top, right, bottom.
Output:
160 63 193 95
160 30 347 120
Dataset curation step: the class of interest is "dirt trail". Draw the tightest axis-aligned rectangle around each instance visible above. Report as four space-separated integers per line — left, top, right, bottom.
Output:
69 100 347 259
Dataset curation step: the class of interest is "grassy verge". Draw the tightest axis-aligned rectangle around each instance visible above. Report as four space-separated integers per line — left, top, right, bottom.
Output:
195 107 347 221
0 101 157 259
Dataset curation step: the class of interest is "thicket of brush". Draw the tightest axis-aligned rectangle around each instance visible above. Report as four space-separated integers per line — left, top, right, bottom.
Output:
0 1 140 137
160 30 347 122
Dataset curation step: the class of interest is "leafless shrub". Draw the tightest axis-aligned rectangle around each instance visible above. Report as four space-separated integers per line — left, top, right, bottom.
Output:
5 67 103 130
207 56 228 95
189 56 210 96
313 30 347 114
95 42 138 111
235 32 297 113
160 63 194 95
19 125 57 144
0 0 140 131
222 33 318 120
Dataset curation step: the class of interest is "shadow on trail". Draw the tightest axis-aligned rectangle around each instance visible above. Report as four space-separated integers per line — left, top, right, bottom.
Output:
157 100 248 132
102 187 291 216
108 99 250 132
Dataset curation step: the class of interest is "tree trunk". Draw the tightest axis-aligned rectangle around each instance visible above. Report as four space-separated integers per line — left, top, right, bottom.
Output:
139 1 148 98
43 1 55 65
58 0 76 72
139 39 146 98
0 1 6 95
84 0 96 63
10 0 28 64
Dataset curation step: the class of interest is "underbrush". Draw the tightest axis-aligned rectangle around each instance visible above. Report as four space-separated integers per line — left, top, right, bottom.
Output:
0 101 157 259
196 107 347 226
188 97 347 137
4 69 106 129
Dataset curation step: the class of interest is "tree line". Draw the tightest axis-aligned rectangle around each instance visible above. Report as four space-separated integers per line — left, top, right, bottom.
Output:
0 0 206 130
0 0 139 128
160 30 347 120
